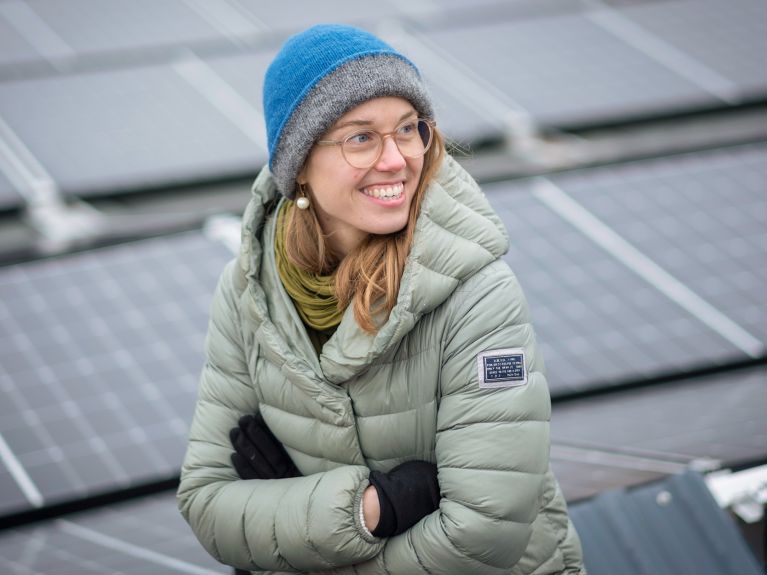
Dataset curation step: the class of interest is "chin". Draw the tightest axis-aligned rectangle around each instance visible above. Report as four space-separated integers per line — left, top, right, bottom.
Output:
371 213 411 236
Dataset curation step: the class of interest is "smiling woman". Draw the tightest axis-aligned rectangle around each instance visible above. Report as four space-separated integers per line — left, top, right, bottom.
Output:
177 23 585 575
291 97 443 335
299 99 426 257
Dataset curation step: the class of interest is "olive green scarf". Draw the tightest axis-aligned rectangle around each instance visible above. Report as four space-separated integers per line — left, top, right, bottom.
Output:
275 201 343 351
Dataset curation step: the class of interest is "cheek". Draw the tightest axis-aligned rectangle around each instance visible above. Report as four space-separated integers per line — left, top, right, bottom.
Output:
409 157 425 181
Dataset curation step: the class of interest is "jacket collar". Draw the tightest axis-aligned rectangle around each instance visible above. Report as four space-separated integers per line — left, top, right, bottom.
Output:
238 155 509 386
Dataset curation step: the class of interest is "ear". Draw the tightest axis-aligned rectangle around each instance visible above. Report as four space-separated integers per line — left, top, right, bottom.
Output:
296 167 308 186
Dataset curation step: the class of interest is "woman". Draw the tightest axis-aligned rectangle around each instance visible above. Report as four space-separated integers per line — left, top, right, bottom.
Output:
178 24 585 574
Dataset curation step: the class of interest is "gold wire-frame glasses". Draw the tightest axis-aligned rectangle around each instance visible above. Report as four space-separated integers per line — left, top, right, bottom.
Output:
316 118 435 169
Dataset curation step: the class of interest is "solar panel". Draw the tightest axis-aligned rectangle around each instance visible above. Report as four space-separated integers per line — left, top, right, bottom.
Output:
14 0 251 59
237 0 403 32
0 63 267 200
1 1 763 213
0 7 40 69
551 366 767 470
485 185 746 395
485 142 767 394
420 12 727 128
620 0 767 99
561 143 767 348
0 493 228 574
0 231 232 517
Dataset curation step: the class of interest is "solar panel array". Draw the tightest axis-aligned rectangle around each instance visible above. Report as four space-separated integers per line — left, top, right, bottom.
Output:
0 231 232 517
0 0 766 572
486 142 767 395
2 0 767 209
0 142 763 522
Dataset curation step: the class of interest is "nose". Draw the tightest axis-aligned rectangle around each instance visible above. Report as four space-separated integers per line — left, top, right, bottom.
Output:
374 135 407 172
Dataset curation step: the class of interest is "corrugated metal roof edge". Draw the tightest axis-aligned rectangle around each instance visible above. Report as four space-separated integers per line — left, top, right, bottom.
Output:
569 470 763 575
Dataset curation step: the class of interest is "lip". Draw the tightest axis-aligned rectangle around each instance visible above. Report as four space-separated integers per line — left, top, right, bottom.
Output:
360 179 405 190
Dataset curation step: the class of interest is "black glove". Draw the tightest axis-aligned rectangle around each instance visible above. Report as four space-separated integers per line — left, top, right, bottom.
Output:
229 413 301 480
368 460 440 537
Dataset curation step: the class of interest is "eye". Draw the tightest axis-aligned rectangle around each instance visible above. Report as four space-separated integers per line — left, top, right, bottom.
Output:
346 131 375 145
397 120 418 136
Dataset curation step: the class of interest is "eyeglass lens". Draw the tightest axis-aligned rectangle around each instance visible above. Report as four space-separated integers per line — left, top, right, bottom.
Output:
342 119 432 168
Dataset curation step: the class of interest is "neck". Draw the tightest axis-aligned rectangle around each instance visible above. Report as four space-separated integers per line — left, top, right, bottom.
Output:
325 227 368 260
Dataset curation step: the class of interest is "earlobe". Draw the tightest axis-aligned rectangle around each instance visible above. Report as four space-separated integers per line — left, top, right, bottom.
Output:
296 166 308 186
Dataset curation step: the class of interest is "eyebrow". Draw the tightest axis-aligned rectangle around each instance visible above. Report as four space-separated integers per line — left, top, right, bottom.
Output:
330 110 417 133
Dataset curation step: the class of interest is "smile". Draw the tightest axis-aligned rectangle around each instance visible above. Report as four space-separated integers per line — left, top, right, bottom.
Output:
361 182 404 201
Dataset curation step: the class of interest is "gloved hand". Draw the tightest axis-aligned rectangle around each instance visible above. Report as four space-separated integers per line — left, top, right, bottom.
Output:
229 413 301 480
368 460 440 537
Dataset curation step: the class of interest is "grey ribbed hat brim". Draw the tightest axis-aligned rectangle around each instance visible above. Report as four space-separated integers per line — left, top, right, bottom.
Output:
271 54 433 199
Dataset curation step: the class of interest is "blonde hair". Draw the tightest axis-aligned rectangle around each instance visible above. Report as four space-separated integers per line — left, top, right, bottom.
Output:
285 129 445 334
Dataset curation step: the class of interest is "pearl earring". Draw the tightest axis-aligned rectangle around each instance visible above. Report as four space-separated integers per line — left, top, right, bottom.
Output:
296 196 310 210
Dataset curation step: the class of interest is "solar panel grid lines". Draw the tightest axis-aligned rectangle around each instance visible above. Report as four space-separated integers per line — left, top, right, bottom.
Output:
1 299 132 485
17 0 257 61
585 1 742 104
556 143 767 352
0 494 228 574
0 0 765 213
532 178 763 358
485 182 744 395
0 64 269 202
171 51 269 151
420 10 719 129
486 146 766 391
180 0 270 41
618 0 767 98
379 20 533 132
0 231 232 516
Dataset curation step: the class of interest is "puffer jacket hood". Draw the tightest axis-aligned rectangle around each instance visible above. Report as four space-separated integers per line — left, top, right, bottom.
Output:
238 154 509 379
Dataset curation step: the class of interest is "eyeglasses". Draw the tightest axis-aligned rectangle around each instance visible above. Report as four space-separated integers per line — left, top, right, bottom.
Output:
316 118 435 169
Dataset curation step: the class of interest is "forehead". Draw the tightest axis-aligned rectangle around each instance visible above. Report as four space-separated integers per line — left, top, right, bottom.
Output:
331 96 417 130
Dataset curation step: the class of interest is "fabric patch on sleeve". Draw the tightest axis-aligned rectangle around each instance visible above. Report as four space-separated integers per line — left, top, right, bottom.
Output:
476 348 527 389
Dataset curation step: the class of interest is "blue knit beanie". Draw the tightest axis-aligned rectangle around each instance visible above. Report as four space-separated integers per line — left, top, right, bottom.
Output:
263 24 434 198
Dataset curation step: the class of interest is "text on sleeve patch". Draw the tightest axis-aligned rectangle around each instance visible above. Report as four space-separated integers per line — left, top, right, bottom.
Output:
476 348 527 389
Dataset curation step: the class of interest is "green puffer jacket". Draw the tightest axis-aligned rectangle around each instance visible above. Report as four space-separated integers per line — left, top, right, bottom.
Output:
178 154 585 574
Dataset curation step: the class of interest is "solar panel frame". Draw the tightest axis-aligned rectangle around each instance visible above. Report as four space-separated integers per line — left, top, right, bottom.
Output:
0 170 21 211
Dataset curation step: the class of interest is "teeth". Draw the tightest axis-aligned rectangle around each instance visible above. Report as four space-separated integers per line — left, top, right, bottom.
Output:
362 183 403 200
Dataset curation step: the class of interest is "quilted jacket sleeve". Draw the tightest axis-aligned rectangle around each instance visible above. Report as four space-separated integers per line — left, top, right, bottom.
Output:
177 261 384 573
338 260 551 574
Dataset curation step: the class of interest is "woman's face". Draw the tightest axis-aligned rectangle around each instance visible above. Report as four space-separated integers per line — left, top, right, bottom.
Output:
297 97 425 258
